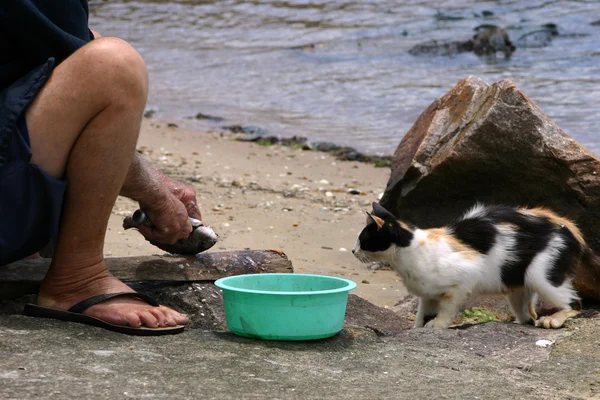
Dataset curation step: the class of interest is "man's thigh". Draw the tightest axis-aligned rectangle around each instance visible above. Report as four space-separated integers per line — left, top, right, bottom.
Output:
25 37 145 180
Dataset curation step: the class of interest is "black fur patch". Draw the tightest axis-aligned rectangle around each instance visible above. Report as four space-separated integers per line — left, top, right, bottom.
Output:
451 205 564 287
448 217 498 254
490 207 556 287
390 221 414 247
358 223 394 252
547 226 582 286
358 221 414 252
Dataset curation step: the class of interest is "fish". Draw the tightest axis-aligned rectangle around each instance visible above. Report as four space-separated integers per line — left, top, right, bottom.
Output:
124 209 218 255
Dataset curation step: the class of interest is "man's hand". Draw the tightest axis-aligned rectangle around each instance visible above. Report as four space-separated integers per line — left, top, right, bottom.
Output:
160 176 202 222
121 154 202 245
129 190 193 245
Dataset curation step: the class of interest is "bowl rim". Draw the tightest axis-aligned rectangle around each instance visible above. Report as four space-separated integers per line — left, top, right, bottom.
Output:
214 273 357 296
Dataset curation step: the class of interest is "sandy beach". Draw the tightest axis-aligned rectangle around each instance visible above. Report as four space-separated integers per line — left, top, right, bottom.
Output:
106 120 408 308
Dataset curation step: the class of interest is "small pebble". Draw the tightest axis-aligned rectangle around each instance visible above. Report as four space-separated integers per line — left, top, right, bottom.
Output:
339 248 347 252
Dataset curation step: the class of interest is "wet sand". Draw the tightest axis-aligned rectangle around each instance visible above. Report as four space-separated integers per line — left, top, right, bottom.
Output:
106 120 409 308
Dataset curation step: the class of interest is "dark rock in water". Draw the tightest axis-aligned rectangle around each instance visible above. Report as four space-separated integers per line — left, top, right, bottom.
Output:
312 142 365 161
280 136 308 147
408 39 474 57
434 10 466 21
409 25 514 58
471 25 515 57
540 23 559 36
234 135 390 166
380 76 600 302
516 24 559 48
194 112 225 122
312 141 342 153
222 125 269 136
143 108 157 118
516 30 554 48
592 20 600 26
312 141 392 167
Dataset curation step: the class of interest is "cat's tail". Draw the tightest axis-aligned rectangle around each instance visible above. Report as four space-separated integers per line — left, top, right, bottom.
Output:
575 247 600 304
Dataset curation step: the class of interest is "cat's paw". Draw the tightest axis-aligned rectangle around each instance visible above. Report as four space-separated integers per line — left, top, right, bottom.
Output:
535 310 580 329
424 318 449 329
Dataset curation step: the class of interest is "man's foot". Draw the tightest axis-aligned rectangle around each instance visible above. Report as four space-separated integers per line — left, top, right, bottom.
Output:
38 261 188 328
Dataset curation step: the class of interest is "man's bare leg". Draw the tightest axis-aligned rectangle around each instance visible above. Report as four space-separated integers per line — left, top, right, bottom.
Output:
25 37 188 328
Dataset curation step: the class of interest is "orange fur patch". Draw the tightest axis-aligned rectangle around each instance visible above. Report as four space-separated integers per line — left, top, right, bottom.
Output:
521 207 585 246
370 214 384 229
425 228 480 260
440 292 453 300
445 236 481 260
426 228 447 242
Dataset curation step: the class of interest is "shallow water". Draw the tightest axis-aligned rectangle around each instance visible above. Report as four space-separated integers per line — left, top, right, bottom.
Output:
89 0 600 155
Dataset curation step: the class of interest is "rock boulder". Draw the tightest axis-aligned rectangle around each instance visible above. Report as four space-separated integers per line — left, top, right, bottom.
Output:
381 76 600 301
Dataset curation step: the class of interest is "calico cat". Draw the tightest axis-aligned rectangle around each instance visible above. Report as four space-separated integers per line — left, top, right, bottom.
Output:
353 202 589 329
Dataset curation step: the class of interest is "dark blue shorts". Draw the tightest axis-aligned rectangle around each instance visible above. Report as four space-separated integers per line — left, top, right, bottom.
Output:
0 114 67 265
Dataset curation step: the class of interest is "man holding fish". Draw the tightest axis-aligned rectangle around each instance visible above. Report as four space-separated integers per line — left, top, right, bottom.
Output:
0 0 197 334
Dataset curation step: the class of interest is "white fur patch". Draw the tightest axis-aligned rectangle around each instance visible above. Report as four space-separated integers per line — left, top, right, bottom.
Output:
461 203 487 220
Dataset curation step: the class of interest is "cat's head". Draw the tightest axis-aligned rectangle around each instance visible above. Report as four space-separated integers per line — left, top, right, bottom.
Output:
352 202 414 264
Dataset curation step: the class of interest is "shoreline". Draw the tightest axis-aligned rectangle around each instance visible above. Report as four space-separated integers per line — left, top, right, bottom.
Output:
106 119 409 309
157 111 395 168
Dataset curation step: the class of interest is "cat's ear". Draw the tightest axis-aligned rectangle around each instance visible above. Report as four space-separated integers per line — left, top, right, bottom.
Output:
372 202 397 220
366 211 385 229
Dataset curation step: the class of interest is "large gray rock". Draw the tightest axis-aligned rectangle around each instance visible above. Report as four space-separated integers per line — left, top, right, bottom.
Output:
380 76 600 301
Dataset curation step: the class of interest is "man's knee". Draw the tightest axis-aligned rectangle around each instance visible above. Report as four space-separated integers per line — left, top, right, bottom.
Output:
80 37 148 102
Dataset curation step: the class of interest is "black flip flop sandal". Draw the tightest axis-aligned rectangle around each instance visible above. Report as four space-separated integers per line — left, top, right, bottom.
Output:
24 292 185 336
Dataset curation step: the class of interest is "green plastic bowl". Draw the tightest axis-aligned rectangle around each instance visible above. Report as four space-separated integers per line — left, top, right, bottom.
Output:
214 273 357 341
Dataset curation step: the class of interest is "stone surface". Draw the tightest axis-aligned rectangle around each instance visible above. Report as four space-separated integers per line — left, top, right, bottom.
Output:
0 284 411 335
2 281 600 399
1 314 599 400
392 294 600 327
380 76 600 301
